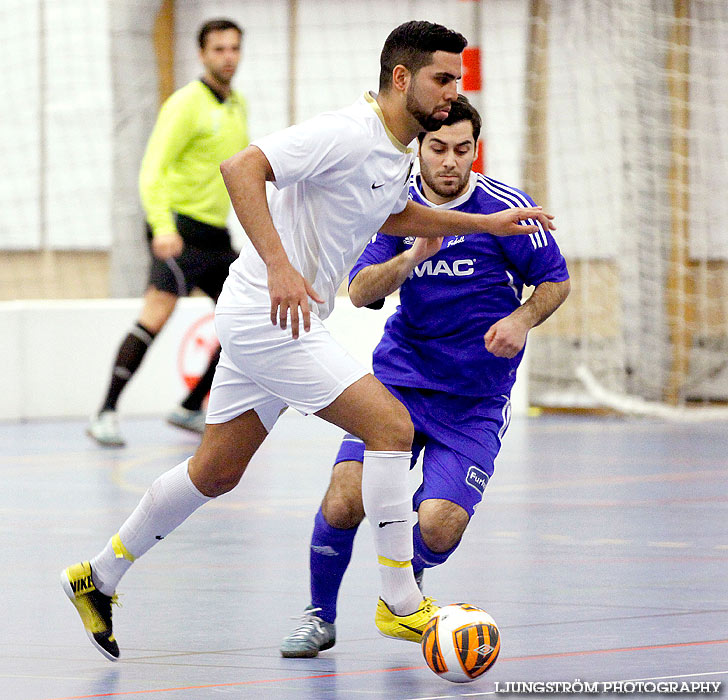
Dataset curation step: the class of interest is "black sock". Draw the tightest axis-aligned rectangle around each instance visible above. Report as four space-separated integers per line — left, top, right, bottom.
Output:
181 346 221 411
100 322 156 412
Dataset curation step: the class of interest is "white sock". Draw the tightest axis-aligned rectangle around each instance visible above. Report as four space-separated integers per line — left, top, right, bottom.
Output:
361 449 422 615
90 459 211 595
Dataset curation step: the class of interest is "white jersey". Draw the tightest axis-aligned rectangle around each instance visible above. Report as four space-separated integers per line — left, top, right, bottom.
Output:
219 92 415 319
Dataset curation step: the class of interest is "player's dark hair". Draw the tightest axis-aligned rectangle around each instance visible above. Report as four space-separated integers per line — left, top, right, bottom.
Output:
417 94 481 144
198 19 243 49
379 21 467 92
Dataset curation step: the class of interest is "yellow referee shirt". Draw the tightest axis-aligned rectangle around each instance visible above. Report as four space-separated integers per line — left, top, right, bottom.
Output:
139 80 248 237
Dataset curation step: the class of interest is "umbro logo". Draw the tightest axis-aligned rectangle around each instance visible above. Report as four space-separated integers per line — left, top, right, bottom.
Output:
378 519 407 528
371 182 385 189
475 642 495 655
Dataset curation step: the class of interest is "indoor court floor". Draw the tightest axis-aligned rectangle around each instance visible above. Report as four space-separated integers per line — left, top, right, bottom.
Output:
1 411 727 699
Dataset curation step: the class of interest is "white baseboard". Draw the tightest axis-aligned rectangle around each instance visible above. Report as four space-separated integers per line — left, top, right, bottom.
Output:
1 297 528 421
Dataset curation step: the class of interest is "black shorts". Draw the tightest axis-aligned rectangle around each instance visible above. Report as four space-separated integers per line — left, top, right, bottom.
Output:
147 213 238 299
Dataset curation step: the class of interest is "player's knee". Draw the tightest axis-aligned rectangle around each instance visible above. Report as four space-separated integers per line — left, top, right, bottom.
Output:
321 494 363 529
418 521 462 553
418 500 469 553
321 461 365 528
391 405 415 450
188 454 243 497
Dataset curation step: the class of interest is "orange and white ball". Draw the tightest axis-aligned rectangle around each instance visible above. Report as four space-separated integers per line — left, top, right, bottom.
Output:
421 603 501 683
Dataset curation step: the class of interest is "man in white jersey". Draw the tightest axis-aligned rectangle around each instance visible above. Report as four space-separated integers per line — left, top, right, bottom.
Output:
61 21 555 662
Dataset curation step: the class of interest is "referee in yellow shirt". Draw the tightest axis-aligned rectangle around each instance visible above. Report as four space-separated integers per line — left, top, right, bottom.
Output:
88 18 248 447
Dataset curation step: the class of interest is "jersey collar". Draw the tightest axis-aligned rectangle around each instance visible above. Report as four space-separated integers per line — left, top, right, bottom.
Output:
200 78 227 104
364 92 413 154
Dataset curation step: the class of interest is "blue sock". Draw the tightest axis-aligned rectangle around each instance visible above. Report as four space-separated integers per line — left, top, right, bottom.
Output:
309 507 358 623
411 522 458 573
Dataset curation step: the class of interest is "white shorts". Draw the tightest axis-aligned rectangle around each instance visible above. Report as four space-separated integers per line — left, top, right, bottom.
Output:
206 309 369 431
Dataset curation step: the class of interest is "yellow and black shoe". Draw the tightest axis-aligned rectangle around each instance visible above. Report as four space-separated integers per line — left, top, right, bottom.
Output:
61 561 119 661
375 596 439 643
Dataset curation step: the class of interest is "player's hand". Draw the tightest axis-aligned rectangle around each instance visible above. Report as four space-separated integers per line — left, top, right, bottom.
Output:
408 236 444 265
152 232 184 259
484 315 529 358
267 261 324 339
483 207 555 237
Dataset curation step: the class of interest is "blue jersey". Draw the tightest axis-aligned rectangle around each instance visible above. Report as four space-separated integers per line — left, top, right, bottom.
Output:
349 171 570 397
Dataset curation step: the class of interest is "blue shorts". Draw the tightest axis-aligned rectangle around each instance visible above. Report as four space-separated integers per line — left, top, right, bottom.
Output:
334 385 511 517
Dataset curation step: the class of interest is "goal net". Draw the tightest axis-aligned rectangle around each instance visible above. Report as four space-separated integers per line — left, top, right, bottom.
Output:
519 0 728 415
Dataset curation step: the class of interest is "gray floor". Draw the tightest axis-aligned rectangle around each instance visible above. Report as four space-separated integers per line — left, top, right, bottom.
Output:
1 411 727 699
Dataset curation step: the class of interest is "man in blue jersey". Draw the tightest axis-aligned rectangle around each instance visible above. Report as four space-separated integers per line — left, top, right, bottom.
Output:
280 95 570 657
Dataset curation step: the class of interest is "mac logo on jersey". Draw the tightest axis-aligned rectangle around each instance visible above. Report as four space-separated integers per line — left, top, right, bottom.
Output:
409 258 475 278
466 466 489 494
403 236 416 246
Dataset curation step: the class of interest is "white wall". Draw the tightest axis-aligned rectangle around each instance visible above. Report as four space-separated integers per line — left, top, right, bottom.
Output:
1 297 217 421
1 0 41 248
0 297 528 422
45 0 113 249
689 0 728 259
481 0 529 186
546 1 623 260
175 0 291 139
0 0 112 250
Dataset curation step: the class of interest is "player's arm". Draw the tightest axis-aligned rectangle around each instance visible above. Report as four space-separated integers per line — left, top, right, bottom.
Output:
349 237 442 308
139 93 195 259
220 145 324 339
484 279 571 359
380 200 555 239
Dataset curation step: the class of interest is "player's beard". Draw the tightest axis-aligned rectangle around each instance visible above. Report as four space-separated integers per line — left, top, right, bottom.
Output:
420 159 471 200
406 88 448 133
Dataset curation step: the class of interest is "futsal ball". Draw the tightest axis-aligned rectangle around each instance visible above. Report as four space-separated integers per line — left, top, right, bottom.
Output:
421 603 500 683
